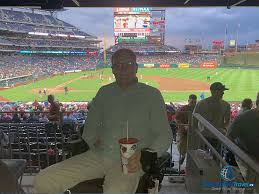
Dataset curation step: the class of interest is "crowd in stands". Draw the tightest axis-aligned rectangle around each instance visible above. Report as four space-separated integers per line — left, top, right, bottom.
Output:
106 53 218 65
0 45 97 52
136 53 218 64
0 9 91 36
1 37 97 48
0 101 87 124
109 44 180 53
0 100 245 124
0 54 100 79
107 45 218 64
0 52 220 80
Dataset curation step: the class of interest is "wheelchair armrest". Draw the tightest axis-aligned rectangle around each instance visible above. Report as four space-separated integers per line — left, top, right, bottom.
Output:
137 152 170 194
1 159 26 180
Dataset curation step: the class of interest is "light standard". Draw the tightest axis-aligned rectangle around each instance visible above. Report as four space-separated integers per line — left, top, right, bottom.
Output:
236 23 240 52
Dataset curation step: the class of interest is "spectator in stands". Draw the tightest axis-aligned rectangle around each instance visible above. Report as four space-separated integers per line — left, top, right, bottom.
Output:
33 48 172 194
166 104 177 143
39 113 49 123
26 112 39 123
227 93 259 193
193 82 231 153
12 113 21 123
238 98 253 115
47 95 60 124
0 128 10 159
176 94 197 164
0 113 12 123
0 129 8 147
200 92 205 101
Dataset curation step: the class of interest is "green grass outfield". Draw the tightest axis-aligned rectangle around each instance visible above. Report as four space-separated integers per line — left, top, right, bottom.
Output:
1 67 259 102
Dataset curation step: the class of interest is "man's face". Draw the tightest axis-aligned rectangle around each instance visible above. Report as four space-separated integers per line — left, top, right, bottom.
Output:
112 55 138 88
211 89 225 99
188 98 197 108
48 96 54 103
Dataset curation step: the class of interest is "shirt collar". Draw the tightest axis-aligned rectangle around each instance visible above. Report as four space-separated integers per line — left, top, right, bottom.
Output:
115 77 139 91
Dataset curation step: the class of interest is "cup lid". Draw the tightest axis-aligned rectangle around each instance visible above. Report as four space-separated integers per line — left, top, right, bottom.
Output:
118 138 138 144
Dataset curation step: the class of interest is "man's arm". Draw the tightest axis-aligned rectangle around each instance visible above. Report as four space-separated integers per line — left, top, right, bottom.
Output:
192 102 201 130
226 115 241 142
82 88 103 149
175 107 184 123
48 104 60 121
175 107 188 133
149 89 172 157
224 103 231 129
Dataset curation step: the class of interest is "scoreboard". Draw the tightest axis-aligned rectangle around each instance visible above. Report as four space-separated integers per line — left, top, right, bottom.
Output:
113 8 165 45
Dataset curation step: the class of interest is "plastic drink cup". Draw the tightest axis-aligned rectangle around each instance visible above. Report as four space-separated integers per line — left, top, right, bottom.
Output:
118 137 139 175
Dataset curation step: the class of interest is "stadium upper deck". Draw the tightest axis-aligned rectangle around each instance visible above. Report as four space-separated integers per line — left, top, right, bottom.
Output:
0 8 101 50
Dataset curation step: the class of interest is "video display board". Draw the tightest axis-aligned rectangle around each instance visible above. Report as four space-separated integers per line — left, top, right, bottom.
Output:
114 8 165 45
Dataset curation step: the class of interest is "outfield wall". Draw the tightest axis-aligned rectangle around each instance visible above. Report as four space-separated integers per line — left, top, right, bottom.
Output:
138 60 218 69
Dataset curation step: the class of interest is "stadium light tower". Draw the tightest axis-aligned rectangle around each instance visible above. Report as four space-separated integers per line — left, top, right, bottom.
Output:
236 23 240 52
231 0 248 6
72 0 80 6
184 0 191 5
103 31 107 65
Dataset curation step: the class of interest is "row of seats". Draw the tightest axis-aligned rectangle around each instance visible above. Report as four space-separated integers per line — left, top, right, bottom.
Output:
0 123 80 171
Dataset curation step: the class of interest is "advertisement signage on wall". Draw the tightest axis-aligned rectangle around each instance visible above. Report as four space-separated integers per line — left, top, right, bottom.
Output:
191 64 199 68
160 64 170 68
170 64 178 68
144 64 155 68
200 61 218 68
178 63 190 68
212 40 224 45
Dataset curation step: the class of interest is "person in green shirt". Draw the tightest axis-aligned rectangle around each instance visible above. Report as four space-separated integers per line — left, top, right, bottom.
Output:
33 48 172 194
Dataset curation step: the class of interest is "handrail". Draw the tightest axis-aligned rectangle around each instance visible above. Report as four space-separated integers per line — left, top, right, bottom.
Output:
192 113 259 176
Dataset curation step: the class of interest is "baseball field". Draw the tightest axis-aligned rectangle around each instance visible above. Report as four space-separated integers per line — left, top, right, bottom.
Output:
0 67 258 102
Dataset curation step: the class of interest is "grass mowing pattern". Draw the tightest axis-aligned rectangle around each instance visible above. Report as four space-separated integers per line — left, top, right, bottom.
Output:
1 68 259 102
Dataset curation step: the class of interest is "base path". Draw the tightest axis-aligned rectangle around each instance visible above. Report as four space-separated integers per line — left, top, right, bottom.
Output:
0 96 10 102
142 75 210 92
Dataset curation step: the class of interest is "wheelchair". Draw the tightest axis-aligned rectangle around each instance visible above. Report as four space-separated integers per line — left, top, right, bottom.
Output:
65 141 171 194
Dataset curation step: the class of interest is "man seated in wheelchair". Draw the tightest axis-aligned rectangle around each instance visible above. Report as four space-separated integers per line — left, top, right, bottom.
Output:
33 49 172 194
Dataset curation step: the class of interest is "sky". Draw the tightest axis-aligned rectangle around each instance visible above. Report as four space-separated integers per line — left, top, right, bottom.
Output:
57 7 259 50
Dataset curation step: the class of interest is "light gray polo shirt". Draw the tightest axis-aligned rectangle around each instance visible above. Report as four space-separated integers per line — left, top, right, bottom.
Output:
82 81 172 161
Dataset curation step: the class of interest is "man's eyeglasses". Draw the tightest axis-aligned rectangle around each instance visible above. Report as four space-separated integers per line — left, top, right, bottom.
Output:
112 63 137 70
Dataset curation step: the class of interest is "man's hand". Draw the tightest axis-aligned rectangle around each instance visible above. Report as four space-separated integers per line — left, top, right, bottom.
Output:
127 150 141 173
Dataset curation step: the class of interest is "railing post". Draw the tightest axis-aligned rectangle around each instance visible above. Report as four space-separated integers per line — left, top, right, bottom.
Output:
60 111 66 161
187 112 199 151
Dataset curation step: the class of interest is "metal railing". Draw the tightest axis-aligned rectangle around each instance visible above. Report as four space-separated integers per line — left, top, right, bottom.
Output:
186 113 259 193
164 111 192 183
